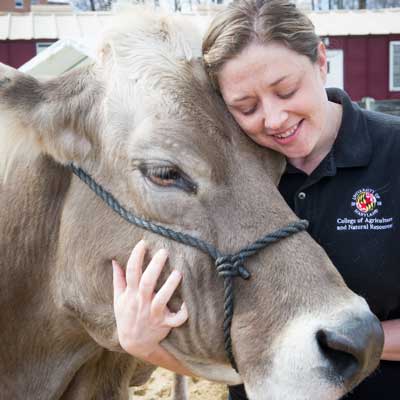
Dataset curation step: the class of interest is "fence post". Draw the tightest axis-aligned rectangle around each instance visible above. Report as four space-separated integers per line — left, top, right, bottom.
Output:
361 96 375 111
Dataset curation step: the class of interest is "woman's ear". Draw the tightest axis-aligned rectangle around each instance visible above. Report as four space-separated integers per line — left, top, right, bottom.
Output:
316 42 328 84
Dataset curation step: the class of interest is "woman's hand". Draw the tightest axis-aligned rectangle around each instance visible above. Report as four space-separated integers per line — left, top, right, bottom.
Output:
112 240 188 361
381 319 400 361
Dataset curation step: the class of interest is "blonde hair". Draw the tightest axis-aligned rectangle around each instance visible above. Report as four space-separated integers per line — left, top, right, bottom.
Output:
202 0 320 89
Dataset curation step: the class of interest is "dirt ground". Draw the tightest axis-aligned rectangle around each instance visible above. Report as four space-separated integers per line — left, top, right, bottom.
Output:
130 368 228 400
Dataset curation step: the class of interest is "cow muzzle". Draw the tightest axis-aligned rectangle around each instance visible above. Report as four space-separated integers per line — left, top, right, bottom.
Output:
316 312 383 390
242 298 383 400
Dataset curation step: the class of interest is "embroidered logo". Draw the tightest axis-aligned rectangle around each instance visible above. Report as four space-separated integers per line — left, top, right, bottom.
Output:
351 188 381 217
355 190 377 214
336 188 393 232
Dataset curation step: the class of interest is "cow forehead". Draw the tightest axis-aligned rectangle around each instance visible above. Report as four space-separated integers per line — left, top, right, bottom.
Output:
101 60 241 163
94 10 282 184
127 119 228 180
98 9 203 72
95 10 240 149
97 9 212 122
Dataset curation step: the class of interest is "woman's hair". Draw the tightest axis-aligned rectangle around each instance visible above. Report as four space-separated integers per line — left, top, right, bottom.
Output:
202 0 320 89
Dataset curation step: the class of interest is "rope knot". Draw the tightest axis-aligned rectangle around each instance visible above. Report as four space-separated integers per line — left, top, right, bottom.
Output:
215 255 251 280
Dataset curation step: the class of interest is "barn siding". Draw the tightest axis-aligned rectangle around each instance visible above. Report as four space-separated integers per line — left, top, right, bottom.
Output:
368 36 388 100
0 42 9 66
0 39 56 69
328 35 400 101
1 35 400 101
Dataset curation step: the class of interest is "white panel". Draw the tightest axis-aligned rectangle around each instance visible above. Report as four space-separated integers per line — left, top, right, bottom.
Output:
56 14 82 39
389 41 400 92
309 9 400 36
0 14 11 40
34 15 57 39
19 39 92 79
9 14 33 40
77 14 103 38
325 49 344 90
3 9 400 42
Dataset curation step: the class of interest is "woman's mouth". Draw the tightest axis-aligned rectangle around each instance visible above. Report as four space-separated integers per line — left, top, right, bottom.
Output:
272 120 304 144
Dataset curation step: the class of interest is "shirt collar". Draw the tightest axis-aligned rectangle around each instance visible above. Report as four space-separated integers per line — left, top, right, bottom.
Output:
328 88 372 169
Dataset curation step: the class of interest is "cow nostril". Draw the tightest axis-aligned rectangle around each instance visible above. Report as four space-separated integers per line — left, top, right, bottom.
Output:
316 315 383 389
316 329 360 383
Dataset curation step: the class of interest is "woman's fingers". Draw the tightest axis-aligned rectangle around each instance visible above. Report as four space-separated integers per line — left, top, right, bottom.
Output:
165 302 189 327
125 240 147 291
151 270 182 316
113 243 187 328
139 249 169 301
112 259 126 302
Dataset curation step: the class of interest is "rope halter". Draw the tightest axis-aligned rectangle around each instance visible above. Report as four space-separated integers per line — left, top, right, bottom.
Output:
70 163 308 372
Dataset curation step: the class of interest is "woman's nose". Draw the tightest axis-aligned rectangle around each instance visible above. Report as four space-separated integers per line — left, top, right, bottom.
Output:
263 103 289 131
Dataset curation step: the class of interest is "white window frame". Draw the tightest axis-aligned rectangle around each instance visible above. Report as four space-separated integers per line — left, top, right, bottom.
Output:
389 41 400 92
15 0 24 8
325 49 344 90
36 42 53 55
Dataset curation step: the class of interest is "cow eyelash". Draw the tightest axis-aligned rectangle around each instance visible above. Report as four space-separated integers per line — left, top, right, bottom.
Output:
139 164 197 194
150 166 179 182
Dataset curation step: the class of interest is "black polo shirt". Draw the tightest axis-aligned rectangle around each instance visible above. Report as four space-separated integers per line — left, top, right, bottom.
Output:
229 88 400 400
280 88 400 399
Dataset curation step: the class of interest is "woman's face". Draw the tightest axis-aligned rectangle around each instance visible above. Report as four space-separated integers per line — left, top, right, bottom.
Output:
218 41 330 161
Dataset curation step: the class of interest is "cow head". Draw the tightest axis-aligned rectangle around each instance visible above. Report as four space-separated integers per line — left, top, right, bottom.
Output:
0 9 383 400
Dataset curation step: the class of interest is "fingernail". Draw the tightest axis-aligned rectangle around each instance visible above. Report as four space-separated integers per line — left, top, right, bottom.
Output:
158 248 168 257
172 270 181 279
137 239 146 248
111 259 117 269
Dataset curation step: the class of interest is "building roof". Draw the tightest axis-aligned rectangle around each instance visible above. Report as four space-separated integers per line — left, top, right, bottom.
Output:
309 8 400 36
0 11 111 40
1 8 400 40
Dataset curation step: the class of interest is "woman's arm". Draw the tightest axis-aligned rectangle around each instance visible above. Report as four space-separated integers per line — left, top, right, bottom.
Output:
112 240 193 375
381 319 400 361
136 344 194 376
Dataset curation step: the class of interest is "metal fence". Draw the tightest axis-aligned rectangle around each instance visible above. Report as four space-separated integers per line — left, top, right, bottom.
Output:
359 97 400 116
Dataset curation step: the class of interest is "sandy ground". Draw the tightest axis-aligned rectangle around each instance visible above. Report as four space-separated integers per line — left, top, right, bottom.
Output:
130 368 228 400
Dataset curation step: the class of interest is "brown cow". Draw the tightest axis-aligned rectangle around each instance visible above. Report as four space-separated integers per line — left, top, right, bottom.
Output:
0 9 383 400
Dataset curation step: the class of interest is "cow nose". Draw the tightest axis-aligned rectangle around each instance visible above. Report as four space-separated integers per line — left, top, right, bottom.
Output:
316 314 383 388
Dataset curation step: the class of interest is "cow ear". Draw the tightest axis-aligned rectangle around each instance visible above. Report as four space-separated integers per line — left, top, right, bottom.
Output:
0 63 102 176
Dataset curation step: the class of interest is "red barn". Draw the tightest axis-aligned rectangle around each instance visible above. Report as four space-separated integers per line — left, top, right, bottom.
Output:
1 8 400 101
309 8 400 101
0 10 109 70
327 34 400 101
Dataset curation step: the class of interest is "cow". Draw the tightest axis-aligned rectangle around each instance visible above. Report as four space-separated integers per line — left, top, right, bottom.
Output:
0 8 383 400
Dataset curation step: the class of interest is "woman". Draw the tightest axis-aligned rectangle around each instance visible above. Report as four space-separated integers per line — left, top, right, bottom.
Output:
113 0 400 398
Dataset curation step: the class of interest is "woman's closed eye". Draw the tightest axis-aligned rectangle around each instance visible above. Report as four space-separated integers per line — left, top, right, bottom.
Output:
241 105 257 116
277 88 298 100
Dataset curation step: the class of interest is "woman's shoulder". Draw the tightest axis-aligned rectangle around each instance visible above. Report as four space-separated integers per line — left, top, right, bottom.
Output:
362 108 400 145
363 107 400 130
359 108 400 176
329 89 400 143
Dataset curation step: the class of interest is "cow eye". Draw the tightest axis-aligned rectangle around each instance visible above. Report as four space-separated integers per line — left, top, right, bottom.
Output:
139 164 197 194
147 166 180 186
